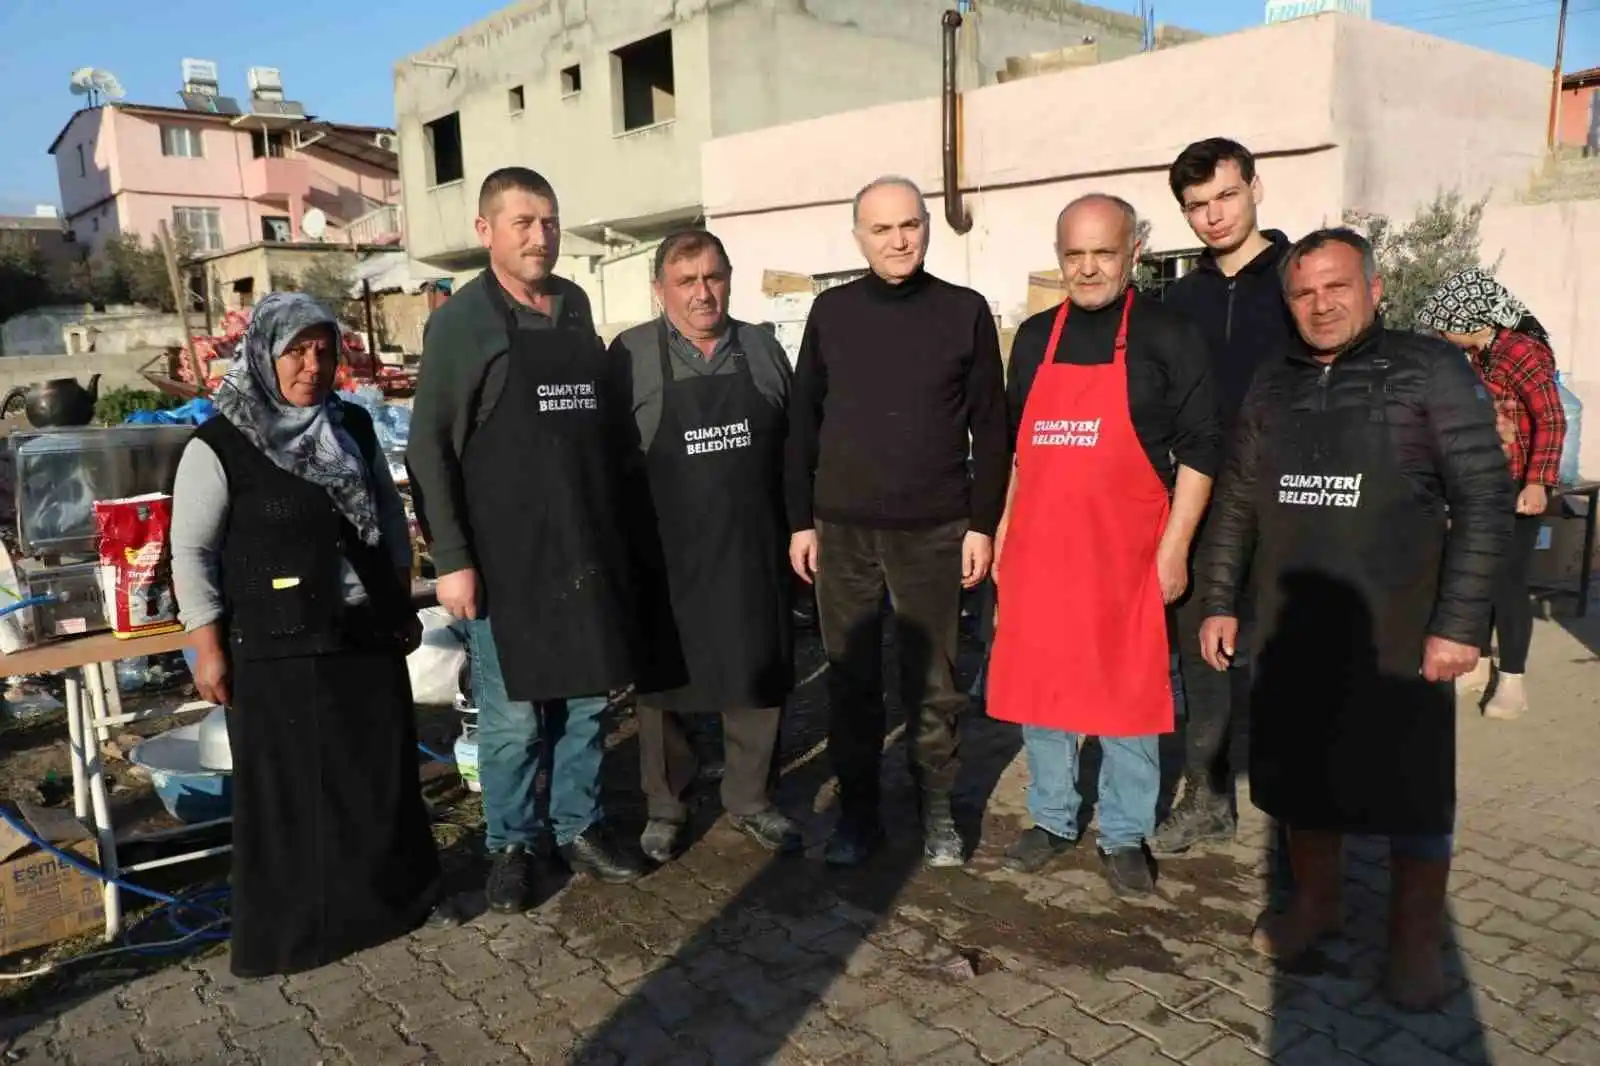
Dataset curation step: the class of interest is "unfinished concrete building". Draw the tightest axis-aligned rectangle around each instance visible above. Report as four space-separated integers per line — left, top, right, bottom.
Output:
393 0 1201 324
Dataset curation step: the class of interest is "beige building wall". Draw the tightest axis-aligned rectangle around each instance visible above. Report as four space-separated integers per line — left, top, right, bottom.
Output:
393 0 1171 277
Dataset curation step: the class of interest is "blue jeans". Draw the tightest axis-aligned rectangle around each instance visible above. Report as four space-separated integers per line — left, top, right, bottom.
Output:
1022 726 1159 852
462 617 606 849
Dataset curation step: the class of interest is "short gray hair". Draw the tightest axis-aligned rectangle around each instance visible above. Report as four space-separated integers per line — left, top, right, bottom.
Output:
852 175 930 227
1055 193 1140 252
1280 227 1378 289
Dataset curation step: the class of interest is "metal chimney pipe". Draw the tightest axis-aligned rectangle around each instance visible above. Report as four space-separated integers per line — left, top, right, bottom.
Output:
941 10 973 235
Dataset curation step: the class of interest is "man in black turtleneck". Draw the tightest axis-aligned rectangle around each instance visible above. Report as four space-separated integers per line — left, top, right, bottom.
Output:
785 175 1009 870
1152 138 1298 858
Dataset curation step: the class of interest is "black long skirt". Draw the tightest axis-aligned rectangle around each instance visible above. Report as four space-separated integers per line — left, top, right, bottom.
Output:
225 647 439 977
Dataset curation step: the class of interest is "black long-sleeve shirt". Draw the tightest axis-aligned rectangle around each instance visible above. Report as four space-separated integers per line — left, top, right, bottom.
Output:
1006 291 1220 485
784 269 1010 535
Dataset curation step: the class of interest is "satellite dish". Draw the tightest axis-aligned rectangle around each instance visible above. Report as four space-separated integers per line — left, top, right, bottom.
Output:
67 67 124 105
301 208 327 241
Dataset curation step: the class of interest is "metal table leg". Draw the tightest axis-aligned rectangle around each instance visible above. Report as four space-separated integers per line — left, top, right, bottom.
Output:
63 673 89 820
82 660 122 941
1580 487 1598 619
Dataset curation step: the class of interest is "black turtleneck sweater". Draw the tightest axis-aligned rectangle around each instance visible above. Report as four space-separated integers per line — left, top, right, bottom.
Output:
784 269 1010 535
1006 290 1219 485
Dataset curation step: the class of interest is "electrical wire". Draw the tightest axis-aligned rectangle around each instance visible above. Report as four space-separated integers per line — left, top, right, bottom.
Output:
0 805 231 981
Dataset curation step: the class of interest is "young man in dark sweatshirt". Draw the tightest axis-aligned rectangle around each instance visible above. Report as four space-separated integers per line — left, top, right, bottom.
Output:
1154 138 1297 857
785 175 1010 869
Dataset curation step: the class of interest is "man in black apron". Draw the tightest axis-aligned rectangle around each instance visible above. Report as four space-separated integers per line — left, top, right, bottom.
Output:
408 168 647 913
1195 229 1511 1010
610 229 801 863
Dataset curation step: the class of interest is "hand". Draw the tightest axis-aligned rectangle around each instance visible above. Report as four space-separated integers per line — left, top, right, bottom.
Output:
961 532 993 589
437 567 479 621
1421 636 1480 683
789 530 819 584
191 629 231 706
1156 543 1189 605
398 612 424 656
1199 616 1238 672
1516 484 1548 516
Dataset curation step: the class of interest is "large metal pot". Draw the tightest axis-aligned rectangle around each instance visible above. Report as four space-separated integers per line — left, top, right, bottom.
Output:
1 374 101 428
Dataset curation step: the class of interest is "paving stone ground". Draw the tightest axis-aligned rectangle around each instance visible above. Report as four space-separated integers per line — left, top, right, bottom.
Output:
3 609 1598 1065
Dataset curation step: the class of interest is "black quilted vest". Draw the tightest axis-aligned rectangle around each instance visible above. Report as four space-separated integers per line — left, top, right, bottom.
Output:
195 404 406 661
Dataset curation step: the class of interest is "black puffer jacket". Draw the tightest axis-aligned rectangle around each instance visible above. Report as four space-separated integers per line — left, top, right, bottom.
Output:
1197 323 1513 647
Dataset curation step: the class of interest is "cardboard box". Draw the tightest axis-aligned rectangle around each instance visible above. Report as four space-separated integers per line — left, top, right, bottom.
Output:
0 803 104 957
1027 270 1066 317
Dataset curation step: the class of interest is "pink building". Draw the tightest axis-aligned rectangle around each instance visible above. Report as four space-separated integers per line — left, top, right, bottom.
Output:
49 102 402 258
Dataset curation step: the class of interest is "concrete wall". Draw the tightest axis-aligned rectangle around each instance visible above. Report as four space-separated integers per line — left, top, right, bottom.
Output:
0 350 166 400
393 0 1164 268
1560 84 1599 150
703 15 1551 323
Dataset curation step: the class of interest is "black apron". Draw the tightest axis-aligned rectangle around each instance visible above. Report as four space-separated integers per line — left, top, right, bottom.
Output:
1246 356 1455 836
462 279 637 701
638 319 792 712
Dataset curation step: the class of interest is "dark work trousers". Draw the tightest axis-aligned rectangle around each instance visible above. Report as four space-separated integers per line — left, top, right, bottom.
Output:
815 518 968 821
1172 583 1238 799
637 704 782 823
1485 513 1543 674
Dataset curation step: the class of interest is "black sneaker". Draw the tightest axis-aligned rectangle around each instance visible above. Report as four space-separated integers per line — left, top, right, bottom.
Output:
823 817 884 868
1002 826 1077 873
921 792 964 868
1102 846 1156 897
639 819 683 865
1150 789 1236 857
729 808 804 853
560 825 648 884
486 844 534 914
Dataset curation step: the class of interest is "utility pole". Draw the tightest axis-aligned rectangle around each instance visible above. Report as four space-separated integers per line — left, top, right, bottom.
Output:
1547 0 1571 149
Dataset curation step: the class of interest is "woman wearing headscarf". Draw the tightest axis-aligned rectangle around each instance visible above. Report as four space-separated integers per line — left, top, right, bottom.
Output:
1416 269 1566 721
171 292 445 977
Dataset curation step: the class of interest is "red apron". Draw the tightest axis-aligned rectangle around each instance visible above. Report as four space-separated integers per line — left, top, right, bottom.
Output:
987 290 1173 738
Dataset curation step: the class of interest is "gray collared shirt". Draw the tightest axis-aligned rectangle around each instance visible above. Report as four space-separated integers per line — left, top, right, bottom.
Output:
609 316 792 453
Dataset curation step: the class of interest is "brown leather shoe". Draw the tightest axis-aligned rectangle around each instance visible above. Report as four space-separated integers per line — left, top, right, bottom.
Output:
1252 828 1343 962
1384 854 1451 1011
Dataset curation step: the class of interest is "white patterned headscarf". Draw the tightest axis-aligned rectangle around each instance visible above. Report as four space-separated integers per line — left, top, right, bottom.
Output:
213 292 381 545
1415 268 1551 348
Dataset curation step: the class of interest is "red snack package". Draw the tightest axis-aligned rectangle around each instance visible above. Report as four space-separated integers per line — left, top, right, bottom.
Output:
94 494 182 639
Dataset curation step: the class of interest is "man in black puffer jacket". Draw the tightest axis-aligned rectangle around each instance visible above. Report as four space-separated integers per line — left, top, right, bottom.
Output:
1195 228 1511 1011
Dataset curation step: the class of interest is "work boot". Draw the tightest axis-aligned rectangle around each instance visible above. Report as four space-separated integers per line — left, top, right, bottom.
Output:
1456 656 1492 699
823 813 884 868
639 819 683 865
1150 780 1237 856
1002 826 1076 873
921 791 964 868
560 825 648 884
1101 846 1156 897
486 844 535 914
1384 854 1452 1011
729 808 804 853
1483 672 1527 720
1252 829 1343 962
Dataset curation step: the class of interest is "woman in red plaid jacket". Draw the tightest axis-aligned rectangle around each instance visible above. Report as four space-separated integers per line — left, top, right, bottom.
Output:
1417 269 1566 721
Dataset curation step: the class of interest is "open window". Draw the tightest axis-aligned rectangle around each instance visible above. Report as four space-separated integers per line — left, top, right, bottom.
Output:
611 31 675 133
425 112 464 186
560 64 582 96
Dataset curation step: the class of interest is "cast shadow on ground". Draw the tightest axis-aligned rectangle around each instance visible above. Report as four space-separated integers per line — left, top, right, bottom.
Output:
569 592 1020 1064
1249 571 1492 1061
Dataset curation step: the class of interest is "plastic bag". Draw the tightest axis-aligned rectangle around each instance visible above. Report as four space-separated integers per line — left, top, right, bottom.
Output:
407 607 466 706
339 387 411 451
125 397 216 426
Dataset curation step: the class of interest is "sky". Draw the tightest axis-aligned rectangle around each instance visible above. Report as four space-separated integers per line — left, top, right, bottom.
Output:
0 0 1593 217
